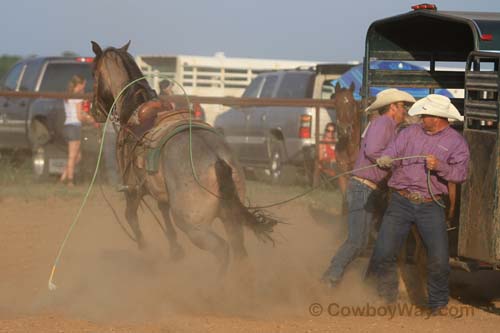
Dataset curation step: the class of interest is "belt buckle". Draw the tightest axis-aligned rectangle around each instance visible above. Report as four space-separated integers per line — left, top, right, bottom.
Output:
408 192 423 204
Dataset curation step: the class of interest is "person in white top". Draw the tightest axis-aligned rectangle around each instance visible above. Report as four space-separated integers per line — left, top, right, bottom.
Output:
60 75 94 186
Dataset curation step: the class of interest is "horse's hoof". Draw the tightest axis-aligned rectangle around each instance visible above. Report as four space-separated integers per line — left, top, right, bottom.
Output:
170 245 185 261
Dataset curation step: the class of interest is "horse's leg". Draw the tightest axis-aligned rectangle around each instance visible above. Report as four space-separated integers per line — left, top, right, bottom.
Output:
221 218 248 261
171 209 230 277
125 192 146 249
338 175 348 195
157 201 185 261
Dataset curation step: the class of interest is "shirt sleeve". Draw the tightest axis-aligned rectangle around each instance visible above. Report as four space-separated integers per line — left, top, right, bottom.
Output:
435 138 470 183
364 117 395 162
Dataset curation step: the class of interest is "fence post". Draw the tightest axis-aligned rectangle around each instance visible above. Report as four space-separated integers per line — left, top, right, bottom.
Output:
313 106 321 187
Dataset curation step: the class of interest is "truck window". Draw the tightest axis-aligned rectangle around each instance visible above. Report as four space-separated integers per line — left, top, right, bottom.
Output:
2 63 24 91
242 76 264 97
38 63 93 93
276 72 313 99
19 63 40 91
260 75 278 98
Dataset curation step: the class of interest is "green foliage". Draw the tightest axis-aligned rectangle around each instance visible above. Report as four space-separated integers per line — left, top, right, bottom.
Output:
61 50 79 57
0 55 22 79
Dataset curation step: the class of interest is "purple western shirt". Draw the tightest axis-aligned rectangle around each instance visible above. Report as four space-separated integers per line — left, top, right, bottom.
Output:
352 114 397 184
383 124 470 197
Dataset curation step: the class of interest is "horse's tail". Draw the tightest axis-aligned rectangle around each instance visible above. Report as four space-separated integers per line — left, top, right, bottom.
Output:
214 158 278 244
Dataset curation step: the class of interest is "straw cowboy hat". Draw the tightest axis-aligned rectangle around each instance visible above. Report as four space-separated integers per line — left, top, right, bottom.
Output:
408 94 464 121
365 88 416 112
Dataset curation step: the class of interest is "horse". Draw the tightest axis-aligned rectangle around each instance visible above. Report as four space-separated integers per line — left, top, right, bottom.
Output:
90 41 277 275
331 82 362 195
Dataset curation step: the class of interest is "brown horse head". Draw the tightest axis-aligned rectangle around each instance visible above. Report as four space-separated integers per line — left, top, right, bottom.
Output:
331 82 361 171
332 82 358 139
90 41 157 124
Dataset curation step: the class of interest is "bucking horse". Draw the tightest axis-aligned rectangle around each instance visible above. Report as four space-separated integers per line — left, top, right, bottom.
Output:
90 41 277 275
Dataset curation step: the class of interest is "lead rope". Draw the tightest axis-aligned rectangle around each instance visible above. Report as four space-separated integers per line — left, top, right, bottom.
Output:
250 155 437 209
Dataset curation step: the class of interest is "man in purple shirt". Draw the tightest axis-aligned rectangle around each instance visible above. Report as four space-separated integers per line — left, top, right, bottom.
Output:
367 94 470 313
321 89 415 287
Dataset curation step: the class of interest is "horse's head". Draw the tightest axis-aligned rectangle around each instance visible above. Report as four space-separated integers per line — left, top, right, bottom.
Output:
332 82 361 171
331 82 358 139
90 41 156 124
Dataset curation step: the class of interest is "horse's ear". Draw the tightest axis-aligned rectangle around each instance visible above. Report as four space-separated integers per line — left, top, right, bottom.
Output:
349 82 355 92
91 41 103 57
335 82 341 91
119 40 131 52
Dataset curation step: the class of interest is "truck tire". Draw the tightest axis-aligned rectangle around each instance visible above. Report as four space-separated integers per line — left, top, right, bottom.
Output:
399 226 428 306
32 144 66 182
32 145 51 181
30 120 53 181
268 140 284 185
29 119 51 147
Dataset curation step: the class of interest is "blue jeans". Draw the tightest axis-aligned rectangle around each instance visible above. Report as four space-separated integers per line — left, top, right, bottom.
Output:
323 179 375 283
367 192 449 309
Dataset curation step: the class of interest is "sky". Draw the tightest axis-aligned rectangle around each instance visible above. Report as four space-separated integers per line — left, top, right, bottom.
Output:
2 0 500 63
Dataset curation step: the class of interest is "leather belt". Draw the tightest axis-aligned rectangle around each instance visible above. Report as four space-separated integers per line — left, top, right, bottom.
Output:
396 189 440 204
352 176 378 190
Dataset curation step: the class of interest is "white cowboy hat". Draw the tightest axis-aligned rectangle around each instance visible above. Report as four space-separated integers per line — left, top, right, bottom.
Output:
365 88 416 112
408 94 464 121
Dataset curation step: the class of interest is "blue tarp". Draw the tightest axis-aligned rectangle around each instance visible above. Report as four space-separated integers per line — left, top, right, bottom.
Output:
332 61 454 101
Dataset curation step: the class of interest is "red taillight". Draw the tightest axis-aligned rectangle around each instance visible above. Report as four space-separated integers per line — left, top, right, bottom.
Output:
76 57 94 63
299 115 312 138
411 3 437 10
481 34 493 41
81 100 91 113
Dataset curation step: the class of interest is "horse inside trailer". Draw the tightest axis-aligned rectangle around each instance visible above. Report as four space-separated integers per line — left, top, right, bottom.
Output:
362 4 500 304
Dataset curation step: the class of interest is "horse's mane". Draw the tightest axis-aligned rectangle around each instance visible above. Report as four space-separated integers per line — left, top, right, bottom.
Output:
94 46 157 123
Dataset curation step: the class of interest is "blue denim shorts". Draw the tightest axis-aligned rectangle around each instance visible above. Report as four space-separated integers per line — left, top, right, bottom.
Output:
63 124 82 141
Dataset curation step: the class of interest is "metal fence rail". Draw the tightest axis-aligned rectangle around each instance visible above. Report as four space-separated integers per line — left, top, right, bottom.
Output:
0 90 338 186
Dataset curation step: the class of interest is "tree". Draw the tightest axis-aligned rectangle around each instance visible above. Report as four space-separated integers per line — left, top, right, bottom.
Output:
61 51 79 57
0 55 22 79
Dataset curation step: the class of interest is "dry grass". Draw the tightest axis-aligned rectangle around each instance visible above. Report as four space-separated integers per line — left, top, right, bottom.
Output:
0 151 343 215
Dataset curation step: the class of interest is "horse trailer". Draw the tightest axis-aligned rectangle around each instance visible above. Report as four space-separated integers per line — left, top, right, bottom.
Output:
361 3 500 303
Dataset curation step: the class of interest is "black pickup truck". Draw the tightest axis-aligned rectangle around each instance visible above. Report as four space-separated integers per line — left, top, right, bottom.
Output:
0 56 99 179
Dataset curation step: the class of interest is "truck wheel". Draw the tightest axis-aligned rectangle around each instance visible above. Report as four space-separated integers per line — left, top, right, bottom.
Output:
399 226 428 306
32 144 66 182
269 141 284 185
32 146 51 181
29 119 51 147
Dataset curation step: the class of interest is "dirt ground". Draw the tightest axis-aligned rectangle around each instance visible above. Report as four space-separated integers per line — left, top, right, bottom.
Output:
0 184 499 332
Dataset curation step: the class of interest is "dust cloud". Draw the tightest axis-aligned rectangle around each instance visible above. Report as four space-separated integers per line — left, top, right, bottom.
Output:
0 191 379 324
